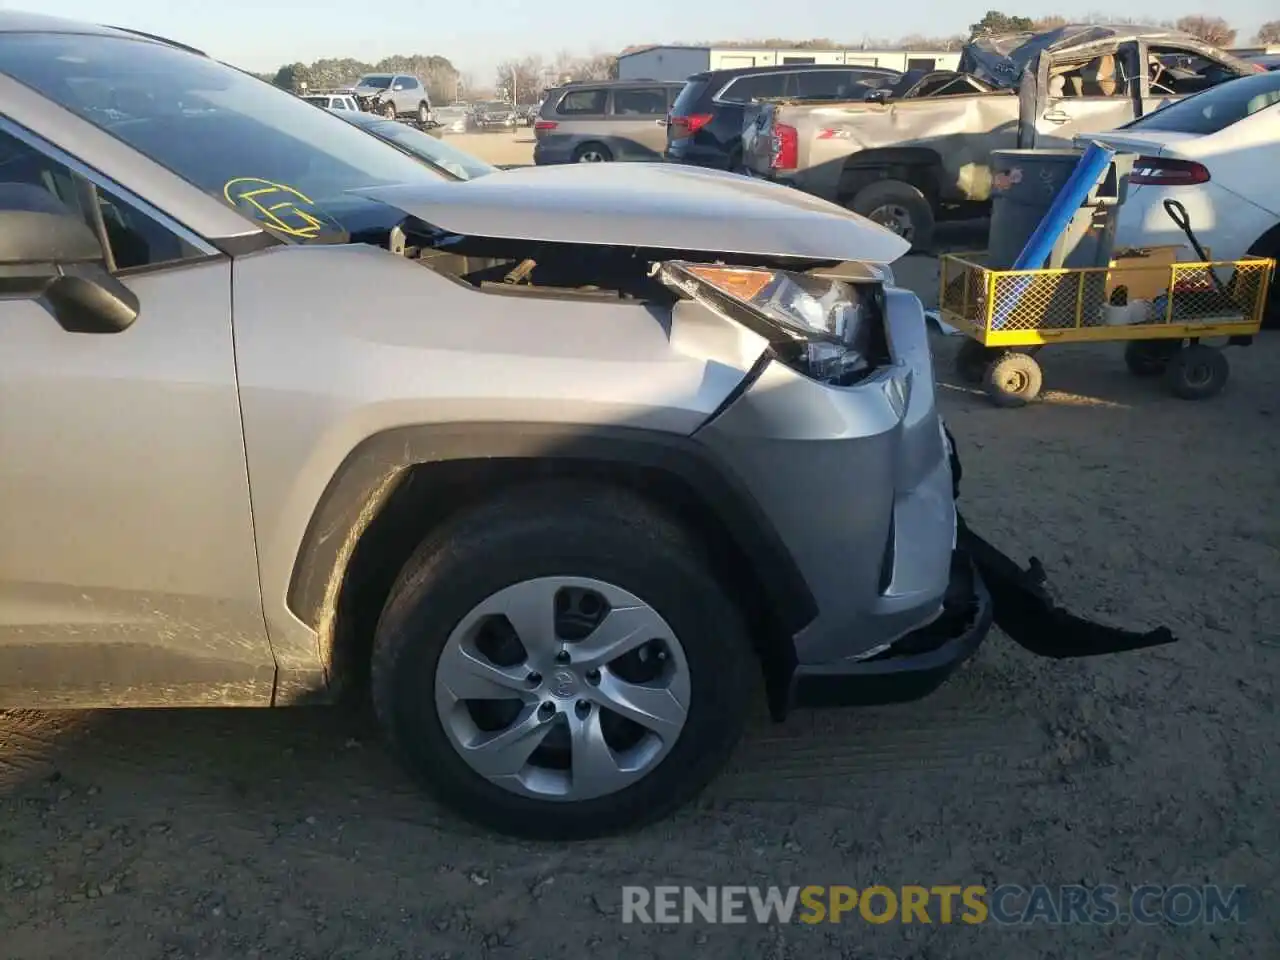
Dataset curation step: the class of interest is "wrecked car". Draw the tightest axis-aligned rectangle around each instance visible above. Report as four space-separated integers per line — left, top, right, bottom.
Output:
741 24 1258 249
0 13 1174 840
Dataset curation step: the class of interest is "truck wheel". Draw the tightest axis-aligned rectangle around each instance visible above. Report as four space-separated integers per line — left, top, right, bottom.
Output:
1163 344 1228 400
381 100 397 119
983 351 1042 407
417 101 431 124
849 180 935 252
371 481 753 840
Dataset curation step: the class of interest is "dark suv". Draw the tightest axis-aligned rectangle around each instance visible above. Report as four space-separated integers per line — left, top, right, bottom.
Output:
534 80 685 164
666 64 901 171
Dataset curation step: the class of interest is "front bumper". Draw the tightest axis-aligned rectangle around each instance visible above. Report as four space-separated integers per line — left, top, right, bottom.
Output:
789 550 992 710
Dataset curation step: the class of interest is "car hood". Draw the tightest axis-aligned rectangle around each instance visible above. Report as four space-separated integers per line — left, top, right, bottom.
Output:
357 163 910 263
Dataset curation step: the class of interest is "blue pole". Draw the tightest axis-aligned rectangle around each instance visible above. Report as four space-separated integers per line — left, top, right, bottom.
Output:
992 141 1116 329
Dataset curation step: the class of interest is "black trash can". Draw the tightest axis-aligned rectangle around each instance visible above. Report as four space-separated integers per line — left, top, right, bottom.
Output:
989 148 1132 270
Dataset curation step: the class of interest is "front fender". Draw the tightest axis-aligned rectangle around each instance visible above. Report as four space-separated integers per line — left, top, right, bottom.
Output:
228 244 772 683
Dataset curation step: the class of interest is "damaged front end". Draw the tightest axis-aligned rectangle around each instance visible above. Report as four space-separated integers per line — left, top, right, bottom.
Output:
786 424 1178 716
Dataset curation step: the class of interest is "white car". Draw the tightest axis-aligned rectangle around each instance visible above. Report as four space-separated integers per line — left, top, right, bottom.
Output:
1096 71 1280 325
301 92 359 113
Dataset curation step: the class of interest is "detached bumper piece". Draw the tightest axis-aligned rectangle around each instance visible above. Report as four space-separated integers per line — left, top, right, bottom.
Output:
944 423 1178 660
957 514 1176 659
790 550 994 710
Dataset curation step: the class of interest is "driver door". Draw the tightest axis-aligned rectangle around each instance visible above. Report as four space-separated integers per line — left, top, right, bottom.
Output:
0 121 272 707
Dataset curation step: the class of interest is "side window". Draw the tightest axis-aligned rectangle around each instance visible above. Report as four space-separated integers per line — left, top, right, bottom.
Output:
718 73 790 103
0 129 203 273
1148 47 1239 96
796 71 864 99
403 77 420 91
331 98 347 110
558 88 607 115
611 87 668 115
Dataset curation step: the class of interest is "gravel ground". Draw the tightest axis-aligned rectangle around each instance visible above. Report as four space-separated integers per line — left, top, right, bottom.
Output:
1 191 1277 957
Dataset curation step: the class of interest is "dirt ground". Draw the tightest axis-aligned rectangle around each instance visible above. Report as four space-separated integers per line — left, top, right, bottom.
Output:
446 131 535 167
2 199 1279 957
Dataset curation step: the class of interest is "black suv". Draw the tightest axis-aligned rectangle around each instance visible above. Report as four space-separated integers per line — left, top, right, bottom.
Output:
665 64 901 171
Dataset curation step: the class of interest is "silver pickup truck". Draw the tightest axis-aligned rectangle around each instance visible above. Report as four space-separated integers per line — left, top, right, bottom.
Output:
741 25 1258 249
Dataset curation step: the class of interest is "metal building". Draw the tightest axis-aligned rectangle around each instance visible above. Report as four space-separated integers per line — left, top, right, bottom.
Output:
616 45 962 81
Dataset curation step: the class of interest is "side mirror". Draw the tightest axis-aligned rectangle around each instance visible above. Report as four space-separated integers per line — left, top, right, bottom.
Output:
0 209 138 334
392 83 404 91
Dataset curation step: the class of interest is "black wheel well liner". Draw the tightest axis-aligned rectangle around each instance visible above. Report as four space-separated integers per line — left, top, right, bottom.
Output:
286 424 815 696
839 148 944 203
1249 221 1280 257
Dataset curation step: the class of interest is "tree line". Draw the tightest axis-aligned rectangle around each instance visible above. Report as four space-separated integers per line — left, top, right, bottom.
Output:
258 12 1279 104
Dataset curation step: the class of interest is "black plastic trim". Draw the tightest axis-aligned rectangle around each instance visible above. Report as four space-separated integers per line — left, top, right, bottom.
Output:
212 232 285 257
287 423 819 637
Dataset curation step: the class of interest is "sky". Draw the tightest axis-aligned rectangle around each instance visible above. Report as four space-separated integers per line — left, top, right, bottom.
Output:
30 0 1274 82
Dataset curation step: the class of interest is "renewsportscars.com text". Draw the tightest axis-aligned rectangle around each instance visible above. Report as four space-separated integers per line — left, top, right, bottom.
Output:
621 884 1247 925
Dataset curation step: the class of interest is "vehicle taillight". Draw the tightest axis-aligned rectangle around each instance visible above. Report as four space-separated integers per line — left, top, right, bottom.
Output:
772 123 798 171
534 120 558 131
1130 156 1210 185
669 113 713 135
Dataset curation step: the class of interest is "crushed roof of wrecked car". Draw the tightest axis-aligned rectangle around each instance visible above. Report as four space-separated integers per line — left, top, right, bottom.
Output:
957 23 1247 88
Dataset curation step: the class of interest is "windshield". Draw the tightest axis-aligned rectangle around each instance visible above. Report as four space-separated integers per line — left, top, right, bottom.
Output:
1125 72 1280 134
356 75 393 89
343 115 497 180
0 34 440 241
479 102 509 112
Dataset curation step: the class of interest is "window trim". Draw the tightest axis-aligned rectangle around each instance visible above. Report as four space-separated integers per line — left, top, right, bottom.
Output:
0 115 223 269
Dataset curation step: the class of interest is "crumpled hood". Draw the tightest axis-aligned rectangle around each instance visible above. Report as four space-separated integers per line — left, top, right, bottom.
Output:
358 162 910 263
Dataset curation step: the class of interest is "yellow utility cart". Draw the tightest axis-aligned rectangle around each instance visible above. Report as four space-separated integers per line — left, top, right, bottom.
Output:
938 250 1274 407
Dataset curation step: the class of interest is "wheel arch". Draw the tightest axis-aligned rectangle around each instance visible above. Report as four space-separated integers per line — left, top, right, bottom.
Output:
286 423 816 699
839 147 945 204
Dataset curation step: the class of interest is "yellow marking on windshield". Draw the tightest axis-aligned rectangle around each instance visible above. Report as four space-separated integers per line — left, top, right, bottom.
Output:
223 177 329 239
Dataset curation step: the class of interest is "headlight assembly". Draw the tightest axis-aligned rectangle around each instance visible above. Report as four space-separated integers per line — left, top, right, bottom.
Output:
659 261 886 385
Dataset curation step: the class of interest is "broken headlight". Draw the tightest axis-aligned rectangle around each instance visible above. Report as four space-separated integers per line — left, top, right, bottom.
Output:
660 262 883 384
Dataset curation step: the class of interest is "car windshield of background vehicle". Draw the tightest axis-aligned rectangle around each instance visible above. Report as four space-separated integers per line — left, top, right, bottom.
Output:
0 34 441 240
1128 72 1280 134
357 74 393 89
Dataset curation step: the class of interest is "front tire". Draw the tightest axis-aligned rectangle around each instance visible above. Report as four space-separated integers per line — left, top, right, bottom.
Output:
417 101 430 124
1163 344 1229 400
381 100 397 119
371 482 753 840
983 351 1043 407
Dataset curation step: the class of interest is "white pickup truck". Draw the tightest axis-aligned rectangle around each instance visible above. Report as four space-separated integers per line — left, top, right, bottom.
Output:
740 25 1258 249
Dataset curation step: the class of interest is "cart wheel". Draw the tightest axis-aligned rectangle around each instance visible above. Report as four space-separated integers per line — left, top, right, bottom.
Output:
1124 340 1180 377
1163 344 1229 400
954 340 998 384
984 352 1043 408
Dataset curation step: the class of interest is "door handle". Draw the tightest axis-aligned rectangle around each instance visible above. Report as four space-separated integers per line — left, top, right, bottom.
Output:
1042 110 1070 124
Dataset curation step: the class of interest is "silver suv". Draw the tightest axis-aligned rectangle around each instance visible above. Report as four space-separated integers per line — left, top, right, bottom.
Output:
351 72 432 122
534 80 685 163
0 14 1169 840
